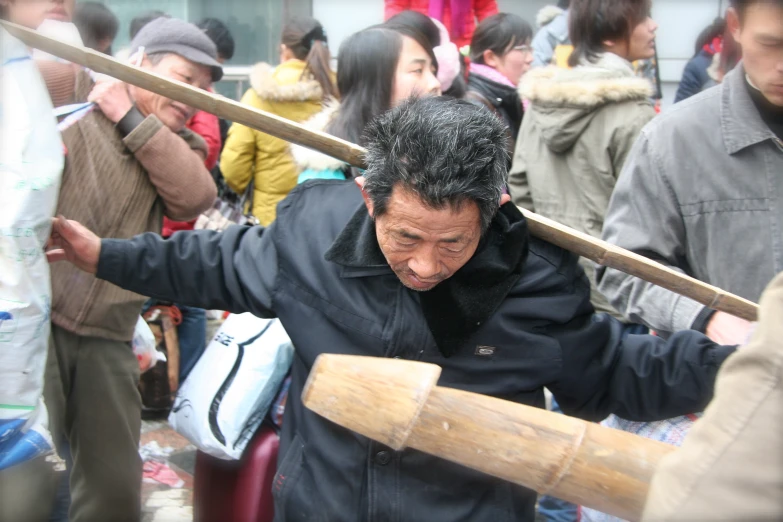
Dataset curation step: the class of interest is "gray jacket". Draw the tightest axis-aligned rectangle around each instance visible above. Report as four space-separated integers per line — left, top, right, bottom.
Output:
597 65 783 334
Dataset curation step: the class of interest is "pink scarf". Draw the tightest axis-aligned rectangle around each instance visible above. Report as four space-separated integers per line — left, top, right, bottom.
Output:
469 62 516 88
428 0 472 40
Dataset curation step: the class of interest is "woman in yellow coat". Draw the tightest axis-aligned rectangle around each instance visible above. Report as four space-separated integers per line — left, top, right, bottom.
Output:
221 17 337 226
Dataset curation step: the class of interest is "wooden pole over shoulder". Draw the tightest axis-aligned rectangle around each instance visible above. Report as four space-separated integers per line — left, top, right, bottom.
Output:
3 21 759 322
303 354 675 522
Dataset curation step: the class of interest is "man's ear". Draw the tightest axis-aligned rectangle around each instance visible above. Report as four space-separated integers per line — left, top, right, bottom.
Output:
500 194 511 207
726 7 741 44
355 176 374 217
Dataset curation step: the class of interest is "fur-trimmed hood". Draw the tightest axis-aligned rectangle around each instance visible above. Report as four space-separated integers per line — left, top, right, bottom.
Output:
520 53 653 152
249 60 324 103
536 5 565 28
290 100 346 172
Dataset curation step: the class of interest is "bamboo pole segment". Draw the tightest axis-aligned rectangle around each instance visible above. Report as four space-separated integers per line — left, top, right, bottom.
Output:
519 209 759 321
303 354 675 522
3 21 759 322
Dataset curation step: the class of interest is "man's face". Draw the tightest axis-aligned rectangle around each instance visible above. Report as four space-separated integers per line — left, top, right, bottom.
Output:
1 0 74 29
730 3 783 106
132 53 212 132
363 183 483 292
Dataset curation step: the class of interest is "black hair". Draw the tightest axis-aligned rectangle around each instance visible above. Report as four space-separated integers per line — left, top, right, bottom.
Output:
470 13 533 64
130 10 169 40
281 17 338 100
693 17 726 56
327 25 436 146
74 2 119 55
568 0 652 67
363 96 508 231
386 10 441 50
197 18 235 61
558 0 572 8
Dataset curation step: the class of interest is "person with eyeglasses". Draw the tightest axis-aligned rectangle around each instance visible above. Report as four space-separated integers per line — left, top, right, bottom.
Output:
465 13 534 156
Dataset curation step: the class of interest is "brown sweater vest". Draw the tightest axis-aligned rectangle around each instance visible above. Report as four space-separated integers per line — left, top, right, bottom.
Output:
42 65 213 341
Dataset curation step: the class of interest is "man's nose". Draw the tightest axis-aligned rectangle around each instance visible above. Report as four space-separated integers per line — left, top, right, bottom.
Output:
409 252 441 280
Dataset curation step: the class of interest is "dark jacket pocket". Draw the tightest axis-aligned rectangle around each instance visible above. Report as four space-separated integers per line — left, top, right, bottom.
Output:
272 433 305 520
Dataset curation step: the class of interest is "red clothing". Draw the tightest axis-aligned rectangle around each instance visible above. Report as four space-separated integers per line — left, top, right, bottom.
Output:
163 111 222 237
188 110 221 170
384 0 498 48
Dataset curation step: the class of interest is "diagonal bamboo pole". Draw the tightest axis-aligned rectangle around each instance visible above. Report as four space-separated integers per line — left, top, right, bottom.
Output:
2 21 759 322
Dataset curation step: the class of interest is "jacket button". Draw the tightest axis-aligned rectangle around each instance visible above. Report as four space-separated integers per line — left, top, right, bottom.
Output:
375 450 392 465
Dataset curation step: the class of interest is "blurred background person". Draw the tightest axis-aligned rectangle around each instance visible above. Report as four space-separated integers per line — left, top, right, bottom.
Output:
73 1 118 55
466 13 533 155
293 23 440 182
675 16 740 102
114 10 169 62
510 0 657 321
221 16 336 226
384 0 498 47
531 0 572 68
385 10 464 96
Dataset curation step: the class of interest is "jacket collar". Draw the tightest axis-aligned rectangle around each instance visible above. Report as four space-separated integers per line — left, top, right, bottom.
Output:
324 203 390 276
520 53 652 108
721 64 779 154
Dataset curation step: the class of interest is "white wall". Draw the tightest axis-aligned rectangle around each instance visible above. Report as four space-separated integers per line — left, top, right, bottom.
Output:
314 0 384 61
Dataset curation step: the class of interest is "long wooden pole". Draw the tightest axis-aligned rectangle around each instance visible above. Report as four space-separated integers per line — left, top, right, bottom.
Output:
3 21 759 322
303 354 675 522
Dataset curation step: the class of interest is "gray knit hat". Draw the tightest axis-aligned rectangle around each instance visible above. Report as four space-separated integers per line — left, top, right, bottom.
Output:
130 17 223 82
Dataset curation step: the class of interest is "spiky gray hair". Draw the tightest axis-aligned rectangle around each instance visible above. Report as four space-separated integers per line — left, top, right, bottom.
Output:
362 96 509 231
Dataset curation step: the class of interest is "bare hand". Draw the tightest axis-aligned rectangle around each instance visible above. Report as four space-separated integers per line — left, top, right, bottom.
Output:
87 75 134 123
46 216 101 274
705 311 754 346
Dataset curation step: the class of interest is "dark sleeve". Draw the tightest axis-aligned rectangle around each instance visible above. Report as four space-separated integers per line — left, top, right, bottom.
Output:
544 258 735 422
96 224 277 318
674 59 704 103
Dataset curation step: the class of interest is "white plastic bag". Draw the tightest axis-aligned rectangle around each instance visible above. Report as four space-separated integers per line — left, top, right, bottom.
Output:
132 317 166 373
1 28 64 470
169 314 293 460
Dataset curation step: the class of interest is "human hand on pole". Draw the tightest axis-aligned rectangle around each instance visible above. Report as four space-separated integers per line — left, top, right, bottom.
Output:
87 74 134 123
46 216 101 274
705 310 755 346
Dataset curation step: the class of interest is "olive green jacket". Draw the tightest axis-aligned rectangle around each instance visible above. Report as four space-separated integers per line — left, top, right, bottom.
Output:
509 53 655 318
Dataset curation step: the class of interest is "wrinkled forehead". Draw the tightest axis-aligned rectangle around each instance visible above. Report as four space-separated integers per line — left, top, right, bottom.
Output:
384 185 481 234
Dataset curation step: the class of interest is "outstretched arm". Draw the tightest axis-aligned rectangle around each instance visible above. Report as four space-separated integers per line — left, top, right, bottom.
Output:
46 217 277 317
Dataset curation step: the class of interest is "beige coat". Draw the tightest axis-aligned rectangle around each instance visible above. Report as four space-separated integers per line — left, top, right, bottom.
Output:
643 271 783 520
509 53 655 318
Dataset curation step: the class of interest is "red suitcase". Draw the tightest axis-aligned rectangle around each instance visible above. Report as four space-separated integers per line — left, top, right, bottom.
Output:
193 426 279 522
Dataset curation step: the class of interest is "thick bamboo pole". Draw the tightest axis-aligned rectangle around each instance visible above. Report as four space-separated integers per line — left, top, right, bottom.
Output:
303 354 675 522
3 21 759 322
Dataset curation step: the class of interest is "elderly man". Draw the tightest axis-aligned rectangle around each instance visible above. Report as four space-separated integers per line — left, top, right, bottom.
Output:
38 17 218 522
48 97 733 522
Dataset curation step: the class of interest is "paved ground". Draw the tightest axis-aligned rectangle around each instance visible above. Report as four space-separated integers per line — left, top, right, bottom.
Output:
140 419 196 522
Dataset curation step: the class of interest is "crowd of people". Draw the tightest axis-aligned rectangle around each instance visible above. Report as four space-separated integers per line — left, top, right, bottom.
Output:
1 0 782 521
